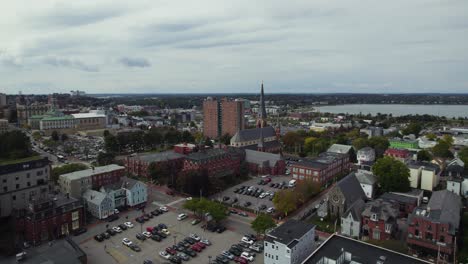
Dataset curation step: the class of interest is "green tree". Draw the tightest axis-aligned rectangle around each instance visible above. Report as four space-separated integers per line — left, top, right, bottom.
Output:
51 130 59 141
104 134 119 153
219 133 231 145
148 161 171 184
282 131 302 152
181 131 195 143
273 189 298 216
441 135 454 147
97 152 115 166
183 198 227 222
372 156 410 192
51 163 88 183
0 130 33 160
61 133 68 141
295 179 321 204
352 138 369 150
459 147 468 169
368 136 390 158
417 150 432 161
402 122 422 136
32 131 42 141
425 133 437 141
251 214 276 235
432 140 453 159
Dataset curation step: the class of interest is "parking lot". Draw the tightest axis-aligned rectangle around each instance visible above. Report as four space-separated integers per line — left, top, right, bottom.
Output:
211 175 295 214
78 209 264 264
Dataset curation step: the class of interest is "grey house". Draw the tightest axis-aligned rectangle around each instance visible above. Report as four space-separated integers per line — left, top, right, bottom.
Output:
327 173 366 219
340 199 365 239
83 189 115 219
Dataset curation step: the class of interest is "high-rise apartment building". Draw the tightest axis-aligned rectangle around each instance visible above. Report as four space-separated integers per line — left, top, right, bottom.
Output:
203 97 244 139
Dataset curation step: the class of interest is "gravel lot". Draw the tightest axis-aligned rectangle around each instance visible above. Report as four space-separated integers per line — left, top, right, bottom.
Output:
79 209 264 264
211 175 295 214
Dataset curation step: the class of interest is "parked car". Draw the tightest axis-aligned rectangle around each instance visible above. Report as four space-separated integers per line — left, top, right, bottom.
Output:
241 252 254 262
216 226 226 233
238 212 248 217
129 244 141 252
118 224 128 230
191 219 200 225
112 226 122 233
249 244 262 252
195 242 206 249
190 244 202 252
142 231 152 238
183 248 197 257
136 233 146 241
136 217 145 223
107 214 119 222
160 206 169 212
94 234 104 242
106 229 116 236
216 255 230 264
177 213 187 221
234 256 248 264
151 234 162 242
221 250 235 260
122 238 133 247
200 238 211 245
143 260 153 264
177 252 190 261
102 232 110 239
158 223 168 229
159 251 171 259
169 256 182 264
166 247 177 255
189 233 201 241
161 229 170 235
151 210 161 216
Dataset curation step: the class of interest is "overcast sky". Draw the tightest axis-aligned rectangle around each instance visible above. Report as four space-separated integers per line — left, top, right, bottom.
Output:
1 0 467 94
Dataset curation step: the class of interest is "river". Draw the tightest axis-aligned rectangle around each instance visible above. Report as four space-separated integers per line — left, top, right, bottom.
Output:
314 104 468 118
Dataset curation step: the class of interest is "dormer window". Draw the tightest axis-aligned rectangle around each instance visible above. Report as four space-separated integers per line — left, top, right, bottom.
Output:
371 214 378 221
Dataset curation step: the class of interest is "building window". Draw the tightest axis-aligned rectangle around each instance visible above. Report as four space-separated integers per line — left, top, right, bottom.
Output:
72 211 79 221
439 236 445 243
3 187 7 192
72 220 80 230
276 256 278 260
27 182 31 187
371 214 378 221
12 195 16 200
16 184 19 189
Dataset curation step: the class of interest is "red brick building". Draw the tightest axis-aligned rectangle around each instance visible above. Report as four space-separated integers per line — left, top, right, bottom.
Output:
182 148 241 178
361 199 399 241
407 190 461 260
290 152 350 187
203 97 244 139
124 151 185 179
16 194 84 245
380 191 420 218
244 149 286 175
384 148 411 163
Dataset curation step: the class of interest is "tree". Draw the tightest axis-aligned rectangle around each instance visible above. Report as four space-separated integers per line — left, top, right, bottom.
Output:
352 138 369 150
219 133 231 145
251 214 276 235
51 130 59 141
104 134 119 153
295 179 320 204
97 152 115 166
0 130 33 160
432 140 453 159
282 131 302 152
417 150 432 161
441 135 454 147
273 189 298 216
32 131 42 141
181 131 195 143
425 133 437 141
51 163 88 183
183 198 227 222
402 122 422 136
204 137 213 147
372 156 410 192
459 147 468 169
148 161 171 184
61 133 68 141
368 136 390 158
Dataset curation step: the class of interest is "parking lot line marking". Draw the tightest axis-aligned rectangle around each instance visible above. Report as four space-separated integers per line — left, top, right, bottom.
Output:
107 247 128 263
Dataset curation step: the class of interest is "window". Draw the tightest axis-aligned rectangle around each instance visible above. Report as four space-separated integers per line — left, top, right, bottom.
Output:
371 214 378 221
385 224 392 233
286 249 290 254
2 179 5 183
27 182 30 187
16 184 20 189
72 211 79 221
439 236 445 243
3 187 7 192
276 256 278 260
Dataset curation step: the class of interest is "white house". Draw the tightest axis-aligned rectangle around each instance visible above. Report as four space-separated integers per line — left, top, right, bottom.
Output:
354 170 377 199
122 177 147 207
83 189 115 219
356 147 375 165
340 199 365 239
264 220 316 264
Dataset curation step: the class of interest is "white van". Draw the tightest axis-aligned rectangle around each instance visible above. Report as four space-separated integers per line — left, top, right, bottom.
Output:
288 179 297 188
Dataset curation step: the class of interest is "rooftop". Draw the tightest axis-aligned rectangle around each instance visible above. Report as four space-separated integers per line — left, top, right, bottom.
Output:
245 149 282 167
354 170 377 185
265 219 315 247
231 126 276 143
381 192 418 205
71 113 106 119
303 234 431 264
186 148 228 161
129 150 185 163
327 144 353 154
60 164 125 181
12 237 86 264
0 155 44 166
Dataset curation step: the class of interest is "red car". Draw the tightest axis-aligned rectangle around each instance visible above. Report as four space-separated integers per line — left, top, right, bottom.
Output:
195 242 206 249
146 227 153 232
166 247 177 255
264 177 272 183
191 244 202 252
234 257 248 264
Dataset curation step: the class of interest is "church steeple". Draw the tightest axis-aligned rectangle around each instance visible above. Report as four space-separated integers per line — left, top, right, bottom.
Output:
256 82 268 128
257 126 265 152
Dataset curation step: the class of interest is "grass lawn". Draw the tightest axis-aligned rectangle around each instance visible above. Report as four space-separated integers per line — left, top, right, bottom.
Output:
309 215 339 233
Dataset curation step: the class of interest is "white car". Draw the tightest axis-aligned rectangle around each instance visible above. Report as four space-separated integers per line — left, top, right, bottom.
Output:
259 193 268 199
159 251 171 259
189 233 201 241
200 238 211 245
122 238 133 247
124 222 134 228
241 237 254 245
113 226 122 233
160 206 168 212
266 207 275 213
114 209 119 214
186 197 193 201
142 231 152 238
177 213 187 221
241 252 254 261
161 229 170 235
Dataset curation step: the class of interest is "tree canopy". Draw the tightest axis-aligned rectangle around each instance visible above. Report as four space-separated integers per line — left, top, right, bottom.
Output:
402 122 422 136
273 189 298 216
0 131 33 160
183 198 227 222
251 214 276 235
432 140 453 159
416 149 432 162
372 156 410 192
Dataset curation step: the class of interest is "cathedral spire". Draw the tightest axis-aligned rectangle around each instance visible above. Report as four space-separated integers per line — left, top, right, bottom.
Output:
257 126 265 152
257 81 268 128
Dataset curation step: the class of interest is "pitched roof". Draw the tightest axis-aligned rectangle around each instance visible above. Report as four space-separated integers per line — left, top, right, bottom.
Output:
245 149 282 167
83 189 108 205
242 140 281 151
354 170 377 185
343 198 365 221
336 173 367 209
265 219 315 247
130 150 185 163
357 146 374 154
327 144 353 154
381 192 418 205
186 148 228 161
231 126 276 143
121 176 145 190
362 199 399 222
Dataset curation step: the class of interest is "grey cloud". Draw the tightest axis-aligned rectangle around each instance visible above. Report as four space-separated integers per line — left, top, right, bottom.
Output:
119 57 151 68
43 57 98 72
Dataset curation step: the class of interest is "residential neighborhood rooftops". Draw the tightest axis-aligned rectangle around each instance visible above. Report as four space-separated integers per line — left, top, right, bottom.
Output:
381 192 418 205
303 234 431 264
265 219 315 247
60 164 125 180
354 170 377 185
245 149 282 167
83 189 108 205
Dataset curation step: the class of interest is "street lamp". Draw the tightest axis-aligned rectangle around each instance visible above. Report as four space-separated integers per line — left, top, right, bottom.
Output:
208 255 212 264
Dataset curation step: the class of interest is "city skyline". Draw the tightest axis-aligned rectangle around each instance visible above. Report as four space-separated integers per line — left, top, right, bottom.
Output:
1 0 467 94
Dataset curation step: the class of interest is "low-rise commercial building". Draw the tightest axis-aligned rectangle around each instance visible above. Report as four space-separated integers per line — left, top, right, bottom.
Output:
264 220 316 264
15 193 84 245
0 156 50 217
291 152 350 187
58 164 125 199
71 112 106 130
124 151 185 179
182 148 241 178
244 149 286 175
